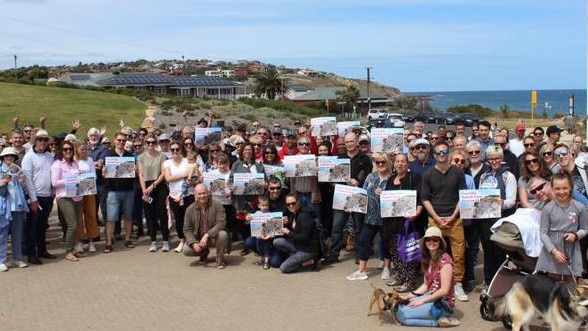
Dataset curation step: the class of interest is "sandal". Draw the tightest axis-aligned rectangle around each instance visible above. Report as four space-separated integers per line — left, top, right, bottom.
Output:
124 241 136 248
65 253 79 262
395 284 413 293
103 246 113 254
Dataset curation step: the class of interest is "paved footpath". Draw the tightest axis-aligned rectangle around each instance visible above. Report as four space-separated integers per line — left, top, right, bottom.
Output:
1 214 507 331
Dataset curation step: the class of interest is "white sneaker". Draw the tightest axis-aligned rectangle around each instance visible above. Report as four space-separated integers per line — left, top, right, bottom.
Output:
381 267 391 280
162 241 170 252
75 242 84 253
10 260 28 268
174 241 184 253
88 243 97 253
454 282 469 302
346 270 368 281
438 316 460 328
0 264 7 272
149 241 157 252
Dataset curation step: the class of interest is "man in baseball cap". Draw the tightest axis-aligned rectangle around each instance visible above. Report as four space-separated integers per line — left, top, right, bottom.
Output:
408 138 434 177
546 125 564 145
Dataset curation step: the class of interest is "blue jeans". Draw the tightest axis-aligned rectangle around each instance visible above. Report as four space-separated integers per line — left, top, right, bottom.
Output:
396 294 449 327
0 212 25 264
273 237 316 273
328 210 364 259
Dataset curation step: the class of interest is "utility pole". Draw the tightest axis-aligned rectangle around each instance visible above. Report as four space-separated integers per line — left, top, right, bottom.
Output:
366 67 372 112
14 55 17 79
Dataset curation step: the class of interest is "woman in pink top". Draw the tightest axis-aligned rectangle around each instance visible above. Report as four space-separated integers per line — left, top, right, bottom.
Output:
51 140 82 262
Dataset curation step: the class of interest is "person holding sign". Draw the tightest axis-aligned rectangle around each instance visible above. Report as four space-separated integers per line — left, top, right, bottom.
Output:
51 141 82 262
476 145 517 286
74 141 100 254
0 147 30 270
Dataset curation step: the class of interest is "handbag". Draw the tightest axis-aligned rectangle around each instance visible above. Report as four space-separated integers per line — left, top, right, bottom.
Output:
397 219 422 264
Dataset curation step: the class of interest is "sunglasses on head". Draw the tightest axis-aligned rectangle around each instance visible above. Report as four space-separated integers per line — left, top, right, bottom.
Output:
530 182 546 195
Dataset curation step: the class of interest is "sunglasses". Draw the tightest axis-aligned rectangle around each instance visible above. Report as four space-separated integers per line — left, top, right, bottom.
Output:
170 148 181 152
145 141 156 145
184 142 193 146
252 144 261 147
258 132 268 136
530 182 546 195
452 158 466 165
298 142 311 147
36 138 49 142
134 144 142 148
359 141 370 146
542 152 553 157
269 187 281 191
210 150 219 153
554 151 569 158
524 143 535 147
429 137 439 140
434 150 449 156
116 139 126 142
468 150 480 155
533 132 543 136
286 202 297 207
264 151 275 155
411 145 427 151
425 237 440 243
495 142 507 147
375 161 387 166
525 158 539 165
62 148 73 152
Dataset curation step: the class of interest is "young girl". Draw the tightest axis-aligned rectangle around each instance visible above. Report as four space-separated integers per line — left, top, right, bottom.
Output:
246 196 273 270
536 171 587 283
182 150 202 200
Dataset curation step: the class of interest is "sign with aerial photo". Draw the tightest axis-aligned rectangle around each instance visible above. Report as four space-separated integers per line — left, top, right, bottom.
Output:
459 189 501 219
380 190 417 218
194 127 222 145
332 184 368 214
311 117 337 136
283 154 317 177
317 156 350 182
250 211 284 238
370 128 404 153
104 157 135 178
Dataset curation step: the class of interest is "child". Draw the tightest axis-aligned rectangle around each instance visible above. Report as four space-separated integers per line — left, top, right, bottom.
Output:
246 196 273 270
181 150 202 201
536 171 587 283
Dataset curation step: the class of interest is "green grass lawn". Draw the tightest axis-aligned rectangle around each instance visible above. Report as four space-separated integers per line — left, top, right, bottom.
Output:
0 83 145 136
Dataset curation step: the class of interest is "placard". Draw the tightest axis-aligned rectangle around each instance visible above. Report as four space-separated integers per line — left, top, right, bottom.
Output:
233 173 265 195
317 156 350 182
283 154 317 177
202 172 228 196
370 128 404 153
262 164 285 178
250 211 284 238
65 173 97 197
459 189 502 219
104 157 135 178
337 121 360 136
310 117 337 136
332 184 368 214
380 190 417 217
194 127 222 145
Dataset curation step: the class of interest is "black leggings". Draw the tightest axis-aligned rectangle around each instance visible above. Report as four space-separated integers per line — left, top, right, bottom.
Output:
143 182 169 242
168 195 195 240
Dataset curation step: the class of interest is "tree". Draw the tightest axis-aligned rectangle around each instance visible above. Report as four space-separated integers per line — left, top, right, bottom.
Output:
252 67 289 100
336 84 360 112
500 104 510 119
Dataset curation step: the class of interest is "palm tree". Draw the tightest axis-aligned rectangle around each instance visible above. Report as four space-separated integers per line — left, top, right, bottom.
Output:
336 84 360 112
252 67 289 100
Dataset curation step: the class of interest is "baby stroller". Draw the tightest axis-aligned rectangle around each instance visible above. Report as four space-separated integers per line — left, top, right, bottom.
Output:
479 221 538 329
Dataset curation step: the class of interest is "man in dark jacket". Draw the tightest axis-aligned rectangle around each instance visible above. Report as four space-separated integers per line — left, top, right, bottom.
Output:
273 194 320 273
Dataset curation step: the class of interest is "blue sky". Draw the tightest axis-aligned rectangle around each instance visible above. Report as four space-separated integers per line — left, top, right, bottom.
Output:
0 0 585 92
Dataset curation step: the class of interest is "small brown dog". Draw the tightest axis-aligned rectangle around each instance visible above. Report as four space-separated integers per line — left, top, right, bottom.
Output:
367 283 408 325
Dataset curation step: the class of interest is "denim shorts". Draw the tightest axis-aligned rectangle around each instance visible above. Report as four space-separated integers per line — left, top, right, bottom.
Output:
106 190 134 221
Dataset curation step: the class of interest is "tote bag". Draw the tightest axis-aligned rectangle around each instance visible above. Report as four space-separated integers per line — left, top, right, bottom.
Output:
397 219 422 264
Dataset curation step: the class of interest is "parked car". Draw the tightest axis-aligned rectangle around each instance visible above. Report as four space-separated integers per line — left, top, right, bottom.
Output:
366 118 404 130
386 113 406 127
400 113 415 122
367 109 386 120
454 113 480 126
435 113 457 125
414 112 436 123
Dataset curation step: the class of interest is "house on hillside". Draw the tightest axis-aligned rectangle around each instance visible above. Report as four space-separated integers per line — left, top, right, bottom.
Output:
291 87 392 110
97 73 246 99
58 72 114 87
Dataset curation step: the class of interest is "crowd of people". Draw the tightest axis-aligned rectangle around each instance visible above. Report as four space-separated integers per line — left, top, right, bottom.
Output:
0 115 586 328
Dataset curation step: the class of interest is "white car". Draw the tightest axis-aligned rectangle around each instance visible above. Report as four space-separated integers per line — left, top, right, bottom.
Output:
386 113 406 128
367 109 386 120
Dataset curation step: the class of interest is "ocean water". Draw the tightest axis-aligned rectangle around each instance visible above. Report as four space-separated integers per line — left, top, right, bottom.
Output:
407 89 587 118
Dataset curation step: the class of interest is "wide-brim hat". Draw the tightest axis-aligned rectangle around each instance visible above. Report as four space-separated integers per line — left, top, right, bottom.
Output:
419 226 446 249
0 147 19 160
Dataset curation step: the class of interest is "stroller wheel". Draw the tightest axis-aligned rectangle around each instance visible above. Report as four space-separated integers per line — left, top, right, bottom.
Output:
479 301 495 321
502 315 513 330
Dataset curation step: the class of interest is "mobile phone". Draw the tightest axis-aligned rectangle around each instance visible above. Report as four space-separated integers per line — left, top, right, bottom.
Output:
148 197 153 204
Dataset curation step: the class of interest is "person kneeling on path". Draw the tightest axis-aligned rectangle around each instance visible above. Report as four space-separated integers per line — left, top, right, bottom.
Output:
273 194 320 273
183 184 229 269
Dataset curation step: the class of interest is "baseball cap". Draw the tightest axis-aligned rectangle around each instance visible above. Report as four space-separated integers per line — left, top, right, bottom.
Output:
359 134 370 142
273 128 283 136
35 129 49 139
158 133 170 141
285 130 297 138
515 123 526 132
546 125 564 136
410 138 430 148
